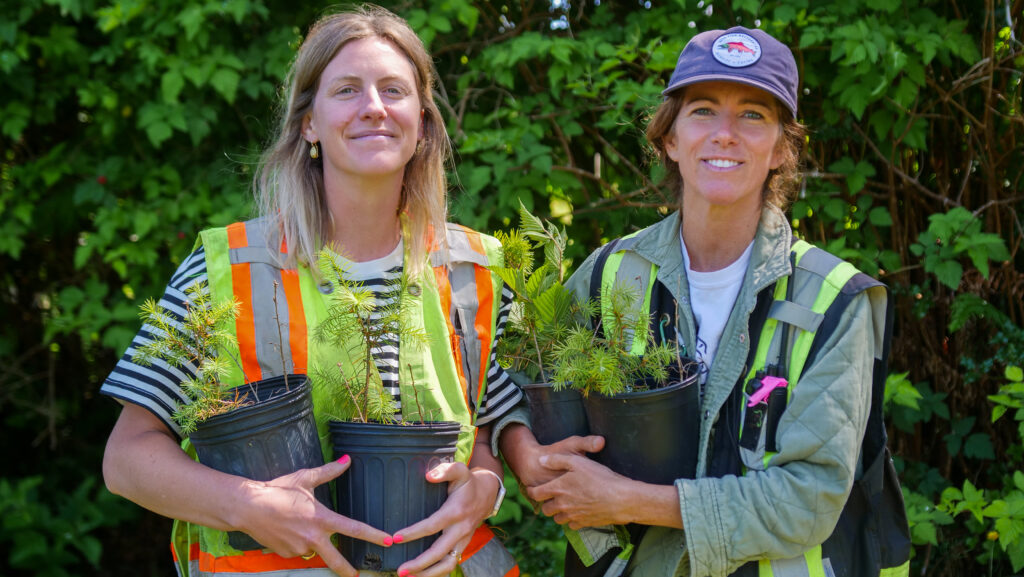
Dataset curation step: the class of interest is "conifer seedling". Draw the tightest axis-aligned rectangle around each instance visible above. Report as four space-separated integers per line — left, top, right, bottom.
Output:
131 281 248 434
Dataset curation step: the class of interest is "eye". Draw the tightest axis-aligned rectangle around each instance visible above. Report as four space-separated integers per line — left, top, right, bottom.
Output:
383 84 411 98
689 106 714 116
742 110 765 120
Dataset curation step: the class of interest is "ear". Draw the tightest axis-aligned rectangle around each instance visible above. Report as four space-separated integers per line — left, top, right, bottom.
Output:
769 130 786 171
301 112 318 144
663 131 680 163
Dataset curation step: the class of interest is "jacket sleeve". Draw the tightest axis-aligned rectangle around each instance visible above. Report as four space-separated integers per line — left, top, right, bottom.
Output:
678 289 879 576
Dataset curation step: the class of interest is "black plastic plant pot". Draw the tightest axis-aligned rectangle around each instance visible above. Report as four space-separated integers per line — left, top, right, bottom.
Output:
189 374 328 551
522 383 588 445
329 420 461 571
582 371 701 485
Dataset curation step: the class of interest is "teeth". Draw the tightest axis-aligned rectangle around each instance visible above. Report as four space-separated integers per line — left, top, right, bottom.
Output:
706 159 740 168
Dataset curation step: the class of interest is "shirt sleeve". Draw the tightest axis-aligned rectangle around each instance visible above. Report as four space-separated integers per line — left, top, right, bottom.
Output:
474 285 523 426
99 247 209 439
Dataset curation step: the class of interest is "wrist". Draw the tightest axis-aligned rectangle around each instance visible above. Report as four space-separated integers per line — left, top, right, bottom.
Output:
470 468 506 519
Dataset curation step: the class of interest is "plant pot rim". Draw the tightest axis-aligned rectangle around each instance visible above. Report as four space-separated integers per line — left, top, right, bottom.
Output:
589 373 698 401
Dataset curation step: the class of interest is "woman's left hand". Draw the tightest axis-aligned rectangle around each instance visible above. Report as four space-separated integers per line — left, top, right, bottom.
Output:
392 462 500 577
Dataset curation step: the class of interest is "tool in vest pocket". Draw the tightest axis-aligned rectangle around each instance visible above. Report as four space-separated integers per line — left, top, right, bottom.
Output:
747 375 787 407
739 370 789 453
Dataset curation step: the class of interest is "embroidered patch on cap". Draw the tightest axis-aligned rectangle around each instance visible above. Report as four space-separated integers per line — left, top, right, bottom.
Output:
712 32 762 67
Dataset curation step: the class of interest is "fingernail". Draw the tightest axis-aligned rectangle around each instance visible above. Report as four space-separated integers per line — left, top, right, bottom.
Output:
398 570 409 577
393 534 404 544
383 536 393 547
337 454 350 465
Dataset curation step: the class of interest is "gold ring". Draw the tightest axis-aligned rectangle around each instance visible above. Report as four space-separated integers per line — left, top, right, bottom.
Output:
449 550 462 563
301 552 317 560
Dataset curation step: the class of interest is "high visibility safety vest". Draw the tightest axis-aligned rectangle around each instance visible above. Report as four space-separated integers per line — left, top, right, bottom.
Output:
169 217 519 577
572 235 910 577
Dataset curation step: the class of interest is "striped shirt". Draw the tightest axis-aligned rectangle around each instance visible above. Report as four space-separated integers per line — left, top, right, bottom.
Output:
100 242 520 439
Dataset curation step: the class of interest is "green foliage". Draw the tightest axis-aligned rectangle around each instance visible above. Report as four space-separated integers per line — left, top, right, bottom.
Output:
0 476 137 576
492 202 579 383
552 283 678 397
131 281 245 434
1 0 1021 574
909 207 1011 290
989 366 1024 439
313 248 427 424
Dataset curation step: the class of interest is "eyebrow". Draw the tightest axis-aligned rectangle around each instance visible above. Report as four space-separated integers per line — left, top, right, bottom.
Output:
684 93 774 108
324 74 413 86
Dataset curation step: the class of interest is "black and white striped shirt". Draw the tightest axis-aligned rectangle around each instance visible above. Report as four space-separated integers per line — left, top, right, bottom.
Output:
100 243 520 439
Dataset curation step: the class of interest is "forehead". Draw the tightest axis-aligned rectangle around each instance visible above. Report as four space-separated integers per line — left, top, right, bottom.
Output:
681 80 780 109
320 36 418 86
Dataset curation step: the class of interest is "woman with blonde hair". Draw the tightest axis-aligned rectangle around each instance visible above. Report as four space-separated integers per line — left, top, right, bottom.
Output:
101 6 520 577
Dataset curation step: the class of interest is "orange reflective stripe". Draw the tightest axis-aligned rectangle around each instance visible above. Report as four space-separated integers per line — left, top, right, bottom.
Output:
198 549 326 572
434 265 471 411
227 223 261 383
226 221 247 250
463 226 487 257
472 263 493 402
504 565 520 577
281 268 307 374
462 524 495 559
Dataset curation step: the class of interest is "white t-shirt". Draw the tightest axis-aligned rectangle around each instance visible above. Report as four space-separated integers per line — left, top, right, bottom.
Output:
681 235 753 384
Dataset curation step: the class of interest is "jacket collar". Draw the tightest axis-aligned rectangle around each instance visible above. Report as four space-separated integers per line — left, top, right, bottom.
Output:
629 204 794 296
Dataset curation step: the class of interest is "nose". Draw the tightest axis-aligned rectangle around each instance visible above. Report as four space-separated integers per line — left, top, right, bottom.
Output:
710 116 738 147
360 88 387 120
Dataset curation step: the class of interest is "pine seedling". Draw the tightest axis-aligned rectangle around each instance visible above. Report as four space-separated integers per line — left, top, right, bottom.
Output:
552 282 675 397
132 281 246 434
313 248 429 423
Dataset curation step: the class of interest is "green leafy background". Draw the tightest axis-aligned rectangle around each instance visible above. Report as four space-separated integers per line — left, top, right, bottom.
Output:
2 0 1022 575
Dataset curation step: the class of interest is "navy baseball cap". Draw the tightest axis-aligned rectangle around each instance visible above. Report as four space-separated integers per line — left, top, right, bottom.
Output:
663 26 799 117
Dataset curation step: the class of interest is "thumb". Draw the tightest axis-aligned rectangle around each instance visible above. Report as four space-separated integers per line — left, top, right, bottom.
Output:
556 434 605 455
425 460 469 484
538 452 575 472
579 435 605 454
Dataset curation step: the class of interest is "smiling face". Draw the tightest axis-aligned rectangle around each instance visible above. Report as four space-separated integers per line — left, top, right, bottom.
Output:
663 81 785 216
302 36 423 188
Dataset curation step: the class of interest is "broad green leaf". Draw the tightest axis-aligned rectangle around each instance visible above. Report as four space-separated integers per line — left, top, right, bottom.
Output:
161 69 184 103
210 68 240 104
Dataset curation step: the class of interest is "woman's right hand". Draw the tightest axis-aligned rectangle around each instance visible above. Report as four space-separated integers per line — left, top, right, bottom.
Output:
236 456 393 576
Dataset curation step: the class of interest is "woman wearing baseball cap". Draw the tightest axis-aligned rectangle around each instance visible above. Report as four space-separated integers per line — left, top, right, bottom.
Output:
499 26 909 576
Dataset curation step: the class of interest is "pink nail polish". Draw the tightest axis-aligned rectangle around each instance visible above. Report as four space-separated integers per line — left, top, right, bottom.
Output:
383 537 393 547
398 569 409 577
393 534 404 544
337 454 350 465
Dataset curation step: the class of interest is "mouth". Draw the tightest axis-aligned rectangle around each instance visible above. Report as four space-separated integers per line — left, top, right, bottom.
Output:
350 130 394 140
703 158 742 169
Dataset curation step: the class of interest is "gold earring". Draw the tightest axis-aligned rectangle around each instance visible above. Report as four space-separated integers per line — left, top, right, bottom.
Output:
309 142 319 160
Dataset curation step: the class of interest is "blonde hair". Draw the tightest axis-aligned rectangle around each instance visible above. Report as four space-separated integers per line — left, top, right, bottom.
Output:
255 4 450 274
645 88 805 211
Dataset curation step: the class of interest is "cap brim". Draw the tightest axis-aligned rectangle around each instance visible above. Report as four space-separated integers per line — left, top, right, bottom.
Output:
662 74 796 117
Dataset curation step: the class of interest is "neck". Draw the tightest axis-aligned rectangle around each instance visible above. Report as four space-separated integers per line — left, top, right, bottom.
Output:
324 174 404 262
680 201 761 272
